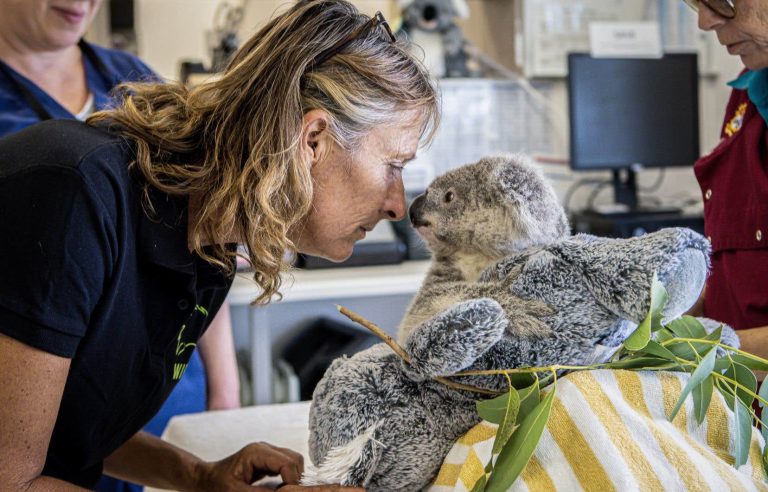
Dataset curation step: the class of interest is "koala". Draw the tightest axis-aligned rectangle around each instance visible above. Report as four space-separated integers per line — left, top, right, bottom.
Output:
397 154 569 343
306 155 724 492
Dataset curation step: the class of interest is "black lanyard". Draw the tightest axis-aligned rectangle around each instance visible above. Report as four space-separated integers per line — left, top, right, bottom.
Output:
0 39 115 122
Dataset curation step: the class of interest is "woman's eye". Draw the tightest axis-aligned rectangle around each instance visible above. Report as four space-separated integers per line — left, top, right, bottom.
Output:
444 191 455 203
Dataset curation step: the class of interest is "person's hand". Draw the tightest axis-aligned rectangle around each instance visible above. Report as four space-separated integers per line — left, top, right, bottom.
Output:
193 441 306 491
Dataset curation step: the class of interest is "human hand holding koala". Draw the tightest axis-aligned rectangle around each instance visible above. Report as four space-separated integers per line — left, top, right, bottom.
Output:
305 155 730 491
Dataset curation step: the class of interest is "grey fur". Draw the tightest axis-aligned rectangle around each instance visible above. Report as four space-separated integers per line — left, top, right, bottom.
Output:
307 155 732 491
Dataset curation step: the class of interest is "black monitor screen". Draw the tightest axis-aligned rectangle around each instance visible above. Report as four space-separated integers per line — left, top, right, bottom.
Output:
568 53 699 171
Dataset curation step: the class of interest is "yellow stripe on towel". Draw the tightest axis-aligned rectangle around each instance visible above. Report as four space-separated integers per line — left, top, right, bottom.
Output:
617 371 712 491
576 371 665 490
548 396 616 491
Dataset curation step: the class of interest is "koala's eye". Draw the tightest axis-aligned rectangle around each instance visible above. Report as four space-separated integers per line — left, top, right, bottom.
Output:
444 191 455 203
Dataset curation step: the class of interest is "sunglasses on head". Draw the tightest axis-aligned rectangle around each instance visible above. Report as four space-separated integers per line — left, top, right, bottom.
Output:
682 0 736 19
308 11 396 70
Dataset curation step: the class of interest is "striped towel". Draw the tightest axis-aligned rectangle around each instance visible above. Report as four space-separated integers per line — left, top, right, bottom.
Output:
428 370 768 492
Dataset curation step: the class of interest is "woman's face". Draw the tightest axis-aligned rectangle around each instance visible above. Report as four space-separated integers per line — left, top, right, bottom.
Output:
292 120 421 262
1 0 103 50
698 0 768 69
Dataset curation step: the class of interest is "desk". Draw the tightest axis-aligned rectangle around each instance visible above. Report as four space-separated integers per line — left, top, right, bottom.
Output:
145 402 312 492
227 261 431 405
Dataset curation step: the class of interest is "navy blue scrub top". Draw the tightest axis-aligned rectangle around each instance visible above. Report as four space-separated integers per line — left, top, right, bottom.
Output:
0 40 155 135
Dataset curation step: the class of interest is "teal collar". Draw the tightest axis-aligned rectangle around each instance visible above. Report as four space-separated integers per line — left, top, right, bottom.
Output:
729 69 768 124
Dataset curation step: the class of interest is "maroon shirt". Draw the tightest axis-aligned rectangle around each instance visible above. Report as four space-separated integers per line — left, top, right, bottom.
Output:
693 85 768 330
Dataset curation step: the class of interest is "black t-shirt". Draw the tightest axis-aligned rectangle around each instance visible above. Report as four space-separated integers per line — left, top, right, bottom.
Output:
0 120 233 487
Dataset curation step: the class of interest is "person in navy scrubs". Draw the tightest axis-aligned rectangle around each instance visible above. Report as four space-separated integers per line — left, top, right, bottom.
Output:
0 0 240 489
686 0 768 358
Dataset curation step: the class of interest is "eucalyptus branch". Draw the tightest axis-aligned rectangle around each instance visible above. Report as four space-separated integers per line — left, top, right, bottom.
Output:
336 305 501 396
664 338 768 366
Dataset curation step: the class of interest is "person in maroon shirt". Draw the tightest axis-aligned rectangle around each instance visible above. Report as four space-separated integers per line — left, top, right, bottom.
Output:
686 0 768 361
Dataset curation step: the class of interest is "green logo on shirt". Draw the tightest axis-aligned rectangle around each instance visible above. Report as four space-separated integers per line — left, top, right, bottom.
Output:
172 304 208 380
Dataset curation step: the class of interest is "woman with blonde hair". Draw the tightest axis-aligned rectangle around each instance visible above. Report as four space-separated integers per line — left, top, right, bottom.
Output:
0 0 439 489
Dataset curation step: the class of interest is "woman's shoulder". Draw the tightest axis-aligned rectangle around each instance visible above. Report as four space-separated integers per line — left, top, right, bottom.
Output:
86 42 158 82
0 120 131 180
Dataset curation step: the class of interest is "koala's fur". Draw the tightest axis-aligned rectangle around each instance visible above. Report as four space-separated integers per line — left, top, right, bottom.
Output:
306 155 727 492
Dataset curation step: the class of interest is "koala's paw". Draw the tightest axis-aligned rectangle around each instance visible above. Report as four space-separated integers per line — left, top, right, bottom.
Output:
405 298 508 379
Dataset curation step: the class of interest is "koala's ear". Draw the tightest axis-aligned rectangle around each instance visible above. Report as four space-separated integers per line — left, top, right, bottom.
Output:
490 154 571 242
553 228 710 323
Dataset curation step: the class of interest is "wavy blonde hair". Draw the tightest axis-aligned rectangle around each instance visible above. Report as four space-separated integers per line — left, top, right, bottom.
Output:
88 0 439 304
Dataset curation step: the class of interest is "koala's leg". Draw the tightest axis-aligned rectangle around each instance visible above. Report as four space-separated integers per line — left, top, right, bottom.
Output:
403 298 507 380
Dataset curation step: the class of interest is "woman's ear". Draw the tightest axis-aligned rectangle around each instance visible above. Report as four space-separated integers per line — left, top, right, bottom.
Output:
301 109 330 167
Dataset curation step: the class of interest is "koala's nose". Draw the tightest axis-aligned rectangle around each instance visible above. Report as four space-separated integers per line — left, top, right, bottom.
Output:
409 194 430 227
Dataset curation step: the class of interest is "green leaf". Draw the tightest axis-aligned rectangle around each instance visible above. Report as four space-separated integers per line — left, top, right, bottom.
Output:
723 362 757 409
605 356 680 370
477 392 516 425
638 340 678 361
516 380 541 425
669 348 717 422
648 272 669 332
665 327 721 361
485 387 555 492
470 474 487 492
666 316 708 339
691 375 714 425
624 272 668 351
758 373 768 448
624 317 652 352
492 389 521 455
730 353 768 373
733 399 753 468
654 328 675 344
507 372 537 390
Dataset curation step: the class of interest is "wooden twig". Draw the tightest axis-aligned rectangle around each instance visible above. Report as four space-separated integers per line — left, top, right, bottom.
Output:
336 305 502 396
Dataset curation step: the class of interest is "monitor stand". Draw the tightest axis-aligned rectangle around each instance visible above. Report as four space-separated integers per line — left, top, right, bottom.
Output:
590 168 682 216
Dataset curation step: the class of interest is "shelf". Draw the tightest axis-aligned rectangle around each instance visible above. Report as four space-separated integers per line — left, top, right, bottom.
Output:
227 260 431 306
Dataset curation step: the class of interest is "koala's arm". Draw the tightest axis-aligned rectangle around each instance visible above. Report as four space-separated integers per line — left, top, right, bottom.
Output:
402 298 508 380
548 229 710 324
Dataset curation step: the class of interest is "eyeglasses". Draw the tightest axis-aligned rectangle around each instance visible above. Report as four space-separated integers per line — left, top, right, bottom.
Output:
682 0 736 19
308 11 396 70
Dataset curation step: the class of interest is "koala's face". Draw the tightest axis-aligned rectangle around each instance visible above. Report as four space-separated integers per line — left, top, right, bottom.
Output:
409 155 569 258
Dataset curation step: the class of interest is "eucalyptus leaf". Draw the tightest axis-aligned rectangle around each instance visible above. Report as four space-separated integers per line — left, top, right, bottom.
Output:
691 374 714 425
729 354 768 373
723 362 757 409
665 327 721 362
516 380 541 425
485 387 555 492
667 316 708 339
477 392 515 425
492 389 521 454
733 399 753 468
648 272 669 332
506 372 537 390
605 356 679 370
654 328 675 344
624 316 652 351
470 474 487 492
639 340 678 361
669 348 717 422
758 375 768 444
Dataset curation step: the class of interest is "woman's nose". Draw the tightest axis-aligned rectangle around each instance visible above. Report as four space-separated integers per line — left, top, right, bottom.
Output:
698 2 728 31
383 178 406 221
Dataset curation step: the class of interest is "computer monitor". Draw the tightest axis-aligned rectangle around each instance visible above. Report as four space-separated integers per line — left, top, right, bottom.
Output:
567 53 700 212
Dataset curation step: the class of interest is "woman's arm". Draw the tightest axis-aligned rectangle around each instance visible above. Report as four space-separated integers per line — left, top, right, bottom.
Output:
0 333 87 491
198 299 241 410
